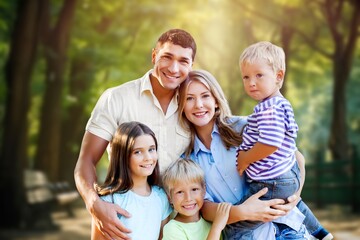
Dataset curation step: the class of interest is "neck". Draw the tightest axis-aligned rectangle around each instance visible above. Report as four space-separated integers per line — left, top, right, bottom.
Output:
150 74 176 114
194 120 215 149
174 212 201 223
131 177 151 196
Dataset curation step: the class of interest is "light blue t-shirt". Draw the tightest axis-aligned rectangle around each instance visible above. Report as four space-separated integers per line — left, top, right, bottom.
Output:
101 185 172 240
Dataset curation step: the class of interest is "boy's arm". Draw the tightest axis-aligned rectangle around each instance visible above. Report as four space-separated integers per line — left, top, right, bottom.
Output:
237 142 278 175
206 203 231 240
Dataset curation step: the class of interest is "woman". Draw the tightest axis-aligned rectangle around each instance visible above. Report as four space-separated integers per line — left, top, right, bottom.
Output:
178 69 309 239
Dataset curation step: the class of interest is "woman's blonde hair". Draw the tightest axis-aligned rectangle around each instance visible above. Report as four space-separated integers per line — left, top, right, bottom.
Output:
178 69 243 156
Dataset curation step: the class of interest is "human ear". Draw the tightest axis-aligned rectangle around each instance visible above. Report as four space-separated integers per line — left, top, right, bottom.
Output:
151 48 157 64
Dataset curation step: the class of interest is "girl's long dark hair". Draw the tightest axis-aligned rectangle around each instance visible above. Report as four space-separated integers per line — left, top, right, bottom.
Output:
96 121 160 196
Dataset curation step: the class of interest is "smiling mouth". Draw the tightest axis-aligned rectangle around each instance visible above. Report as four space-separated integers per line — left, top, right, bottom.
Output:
140 164 153 168
163 72 180 80
193 112 206 117
182 203 197 210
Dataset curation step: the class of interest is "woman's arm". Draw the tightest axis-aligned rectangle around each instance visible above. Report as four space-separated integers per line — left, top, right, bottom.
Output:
201 188 287 224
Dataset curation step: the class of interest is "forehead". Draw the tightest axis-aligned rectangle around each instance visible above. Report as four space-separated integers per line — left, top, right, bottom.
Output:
133 134 155 148
241 59 273 71
187 80 209 94
156 42 193 60
172 180 203 190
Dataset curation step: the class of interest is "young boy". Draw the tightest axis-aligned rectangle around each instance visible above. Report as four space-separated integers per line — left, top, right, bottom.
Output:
236 41 333 240
162 158 231 240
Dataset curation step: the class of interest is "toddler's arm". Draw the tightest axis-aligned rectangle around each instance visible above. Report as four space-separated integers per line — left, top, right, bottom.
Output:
237 142 277 175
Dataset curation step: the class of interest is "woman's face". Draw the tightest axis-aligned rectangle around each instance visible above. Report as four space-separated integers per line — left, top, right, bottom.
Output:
183 81 218 129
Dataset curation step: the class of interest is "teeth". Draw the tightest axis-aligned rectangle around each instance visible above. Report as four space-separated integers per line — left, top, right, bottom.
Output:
194 112 206 116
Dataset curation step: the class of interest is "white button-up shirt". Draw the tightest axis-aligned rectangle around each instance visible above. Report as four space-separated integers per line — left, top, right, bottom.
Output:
86 70 190 171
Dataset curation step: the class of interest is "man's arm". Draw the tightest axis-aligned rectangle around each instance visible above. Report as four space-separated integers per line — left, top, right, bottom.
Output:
74 131 131 239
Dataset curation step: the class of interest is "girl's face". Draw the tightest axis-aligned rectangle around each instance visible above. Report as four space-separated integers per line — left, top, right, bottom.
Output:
169 181 205 223
183 81 218 129
129 134 158 179
240 59 283 101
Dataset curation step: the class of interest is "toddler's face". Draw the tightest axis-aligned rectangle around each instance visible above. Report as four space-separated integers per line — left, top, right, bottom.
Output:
240 59 283 101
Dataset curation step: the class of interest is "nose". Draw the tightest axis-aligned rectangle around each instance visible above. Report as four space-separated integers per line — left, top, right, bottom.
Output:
184 191 192 201
195 98 203 108
168 60 179 73
143 151 152 161
249 78 256 87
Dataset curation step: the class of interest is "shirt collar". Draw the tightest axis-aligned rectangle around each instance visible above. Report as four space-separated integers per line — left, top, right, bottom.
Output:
140 69 154 96
193 124 219 156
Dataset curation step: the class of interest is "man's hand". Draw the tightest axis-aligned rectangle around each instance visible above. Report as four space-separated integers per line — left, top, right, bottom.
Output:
91 198 132 239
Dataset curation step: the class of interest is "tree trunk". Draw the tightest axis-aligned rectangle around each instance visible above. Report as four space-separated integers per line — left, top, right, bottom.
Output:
0 0 40 228
327 0 360 161
34 0 77 181
59 56 94 185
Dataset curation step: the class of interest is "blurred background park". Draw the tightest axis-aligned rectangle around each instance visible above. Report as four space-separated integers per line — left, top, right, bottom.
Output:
0 0 359 239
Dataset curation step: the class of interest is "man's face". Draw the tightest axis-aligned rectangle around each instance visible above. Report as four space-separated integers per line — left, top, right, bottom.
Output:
152 42 193 90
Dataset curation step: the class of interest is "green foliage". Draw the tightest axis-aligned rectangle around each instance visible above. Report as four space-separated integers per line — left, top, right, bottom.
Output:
1 0 359 171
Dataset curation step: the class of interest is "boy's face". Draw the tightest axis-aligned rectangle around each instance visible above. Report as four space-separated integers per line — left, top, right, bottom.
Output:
151 42 193 91
240 59 283 101
169 180 205 223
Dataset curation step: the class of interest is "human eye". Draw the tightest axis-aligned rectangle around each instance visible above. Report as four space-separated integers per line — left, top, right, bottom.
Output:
149 147 157 153
133 149 141 155
186 96 194 101
202 93 211 99
242 75 249 80
192 187 200 192
180 58 190 65
256 73 263 78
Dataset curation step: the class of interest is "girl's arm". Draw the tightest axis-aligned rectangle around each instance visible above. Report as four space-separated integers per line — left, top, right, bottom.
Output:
206 202 231 240
158 216 170 240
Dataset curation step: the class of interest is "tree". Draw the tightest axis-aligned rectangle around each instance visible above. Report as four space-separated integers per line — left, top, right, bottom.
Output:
0 0 41 228
34 0 77 181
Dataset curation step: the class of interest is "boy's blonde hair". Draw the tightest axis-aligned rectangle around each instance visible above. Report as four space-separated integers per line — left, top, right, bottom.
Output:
162 158 205 196
239 41 286 74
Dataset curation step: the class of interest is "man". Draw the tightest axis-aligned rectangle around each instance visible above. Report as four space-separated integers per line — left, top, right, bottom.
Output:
74 29 196 239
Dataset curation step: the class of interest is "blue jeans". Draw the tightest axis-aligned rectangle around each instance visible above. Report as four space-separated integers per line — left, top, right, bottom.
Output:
223 163 324 239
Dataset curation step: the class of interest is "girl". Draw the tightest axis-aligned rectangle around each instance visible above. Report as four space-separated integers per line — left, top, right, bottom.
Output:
91 121 172 240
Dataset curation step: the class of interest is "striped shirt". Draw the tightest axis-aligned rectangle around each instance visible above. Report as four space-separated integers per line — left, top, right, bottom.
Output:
239 96 298 180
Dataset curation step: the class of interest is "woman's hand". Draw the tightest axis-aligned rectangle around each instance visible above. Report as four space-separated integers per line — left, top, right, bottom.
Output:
235 188 288 223
270 194 300 215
